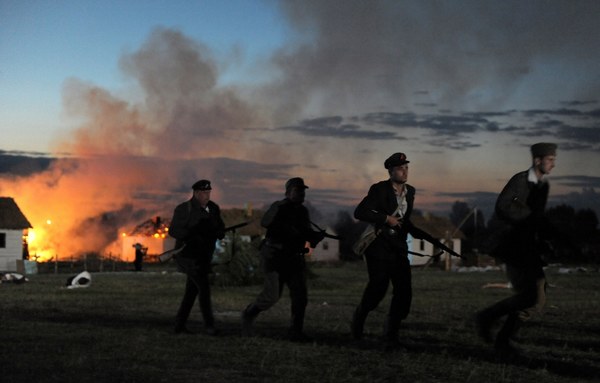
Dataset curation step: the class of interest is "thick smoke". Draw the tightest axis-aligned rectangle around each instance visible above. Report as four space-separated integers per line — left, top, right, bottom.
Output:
266 0 600 117
2 28 275 259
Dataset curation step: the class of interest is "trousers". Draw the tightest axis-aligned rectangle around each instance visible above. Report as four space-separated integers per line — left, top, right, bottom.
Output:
479 263 546 345
355 255 412 337
246 251 308 332
175 267 214 328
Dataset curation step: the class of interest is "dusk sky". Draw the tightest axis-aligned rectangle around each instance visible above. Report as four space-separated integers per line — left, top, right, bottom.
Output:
1 0 599 257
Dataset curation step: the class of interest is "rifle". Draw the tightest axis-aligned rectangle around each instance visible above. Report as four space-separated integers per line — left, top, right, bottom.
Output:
224 221 251 232
368 209 463 259
159 221 252 263
310 221 342 240
408 224 465 259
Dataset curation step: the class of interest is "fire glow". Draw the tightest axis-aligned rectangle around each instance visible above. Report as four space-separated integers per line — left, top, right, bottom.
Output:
25 221 56 263
0 28 270 262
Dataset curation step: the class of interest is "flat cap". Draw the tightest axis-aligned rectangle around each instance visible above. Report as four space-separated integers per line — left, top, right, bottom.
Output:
285 177 309 190
192 179 212 191
531 143 557 158
384 152 410 169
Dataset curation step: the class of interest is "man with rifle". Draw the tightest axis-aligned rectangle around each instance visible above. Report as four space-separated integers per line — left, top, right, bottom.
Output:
351 152 462 351
241 177 325 341
168 179 225 335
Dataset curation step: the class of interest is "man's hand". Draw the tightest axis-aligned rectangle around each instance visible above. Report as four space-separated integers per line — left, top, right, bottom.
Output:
386 215 402 227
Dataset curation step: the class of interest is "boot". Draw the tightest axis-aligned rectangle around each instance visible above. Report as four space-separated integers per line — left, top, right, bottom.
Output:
288 311 312 342
241 304 260 337
351 305 367 340
494 313 521 360
474 310 495 344
383 316 403 351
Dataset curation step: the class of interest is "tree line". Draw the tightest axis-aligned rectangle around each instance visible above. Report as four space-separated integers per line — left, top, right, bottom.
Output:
327 201 599 264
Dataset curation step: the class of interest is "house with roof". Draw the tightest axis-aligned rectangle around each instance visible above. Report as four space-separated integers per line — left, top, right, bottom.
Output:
0 197 32 272
407 213 463 266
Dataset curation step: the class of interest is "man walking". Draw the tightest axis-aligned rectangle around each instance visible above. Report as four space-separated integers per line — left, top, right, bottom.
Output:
476 143 557 359
169 179 225 335
351 152 417 350
241 177 324 341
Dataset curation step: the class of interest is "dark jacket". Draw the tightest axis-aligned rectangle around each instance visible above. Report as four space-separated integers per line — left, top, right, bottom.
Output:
354 180 416 259
492 170 549 266
168 198 225 266
262 198 322 256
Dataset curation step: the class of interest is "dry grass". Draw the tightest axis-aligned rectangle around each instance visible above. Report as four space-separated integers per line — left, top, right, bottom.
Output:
1 262 599 382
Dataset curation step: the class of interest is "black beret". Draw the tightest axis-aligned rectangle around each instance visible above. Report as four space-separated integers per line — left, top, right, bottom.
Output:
192 179 212 191
531 143 557 158
384 152 410 169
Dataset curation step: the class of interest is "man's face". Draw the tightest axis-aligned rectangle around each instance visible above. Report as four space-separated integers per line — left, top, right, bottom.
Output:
194 190 211 207
535 155 556 175
390 164 409 184
287 186 306 204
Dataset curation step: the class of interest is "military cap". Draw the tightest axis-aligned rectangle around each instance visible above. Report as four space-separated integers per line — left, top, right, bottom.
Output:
531 143 557 158
192 179 212 191
384 152 410 169
285 177 309 191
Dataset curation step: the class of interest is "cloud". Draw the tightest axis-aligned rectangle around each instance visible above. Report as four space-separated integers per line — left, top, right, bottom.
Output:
553 175 600 189
0 152 53 176
281 116 405 140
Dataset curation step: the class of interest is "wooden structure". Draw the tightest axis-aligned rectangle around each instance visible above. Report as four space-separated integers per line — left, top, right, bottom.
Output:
0 197 32 271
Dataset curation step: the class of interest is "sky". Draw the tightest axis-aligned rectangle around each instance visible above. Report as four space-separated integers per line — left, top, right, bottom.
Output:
1 0 599 258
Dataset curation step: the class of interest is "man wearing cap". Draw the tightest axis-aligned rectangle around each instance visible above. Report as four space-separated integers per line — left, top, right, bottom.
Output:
241 177 324 341
351 152 418 350
169 179 225 335
476 143 557 359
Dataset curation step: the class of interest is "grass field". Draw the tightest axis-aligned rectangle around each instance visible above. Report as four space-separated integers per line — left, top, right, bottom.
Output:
1 262 599 383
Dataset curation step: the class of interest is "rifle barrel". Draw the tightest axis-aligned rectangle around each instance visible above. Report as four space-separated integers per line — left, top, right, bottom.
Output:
323 232 342 240
224 221 250 232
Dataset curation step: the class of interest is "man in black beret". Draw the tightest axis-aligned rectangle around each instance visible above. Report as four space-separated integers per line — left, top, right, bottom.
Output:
169 179 225 335
241 177 325 341
476 143 557 359
351 152 420 350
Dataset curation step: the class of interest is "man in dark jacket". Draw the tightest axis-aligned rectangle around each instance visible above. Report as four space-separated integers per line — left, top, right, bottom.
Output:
351 152 417 350
169 179 225 335
241 177 324 341
476 143 557 358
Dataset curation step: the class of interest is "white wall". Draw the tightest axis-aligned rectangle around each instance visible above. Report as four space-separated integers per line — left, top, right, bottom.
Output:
0 230 24 271
408 235 462 266
309 238 340 262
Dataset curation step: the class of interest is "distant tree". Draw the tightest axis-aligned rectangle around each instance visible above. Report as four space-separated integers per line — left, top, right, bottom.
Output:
450 202 471 228
574 208 599 238
546 204 599 262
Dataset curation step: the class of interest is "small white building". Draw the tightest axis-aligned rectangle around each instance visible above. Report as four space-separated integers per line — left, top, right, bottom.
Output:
0 197 32 272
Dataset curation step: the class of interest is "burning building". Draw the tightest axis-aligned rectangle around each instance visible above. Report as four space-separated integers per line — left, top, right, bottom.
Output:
120 216 175 262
